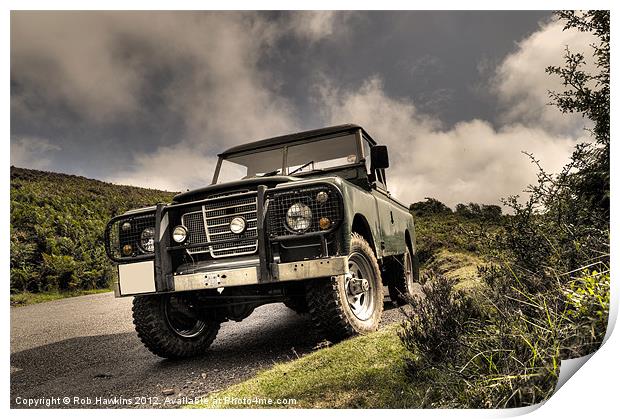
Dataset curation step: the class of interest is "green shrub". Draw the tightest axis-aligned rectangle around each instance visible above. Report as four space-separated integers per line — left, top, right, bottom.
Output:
410 198 452 217
399 273 478 371
10 167 176 294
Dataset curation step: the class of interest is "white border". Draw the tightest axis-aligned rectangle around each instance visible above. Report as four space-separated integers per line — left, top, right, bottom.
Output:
3 1 617 418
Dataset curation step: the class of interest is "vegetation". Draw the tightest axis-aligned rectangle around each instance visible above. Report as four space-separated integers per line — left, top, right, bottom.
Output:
10 288 112 307
399 263 609 408
399 10 609 408
191 325 413 408
412 201 504 264
10 167 175 302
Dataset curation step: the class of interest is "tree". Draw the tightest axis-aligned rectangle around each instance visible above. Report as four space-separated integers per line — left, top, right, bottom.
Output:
480 204 502 222
409 197 452 217
501 10 610 276
545 10 609 215
453 203 502 221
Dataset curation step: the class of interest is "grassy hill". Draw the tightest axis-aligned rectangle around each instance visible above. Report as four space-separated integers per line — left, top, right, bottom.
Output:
10 167 176 303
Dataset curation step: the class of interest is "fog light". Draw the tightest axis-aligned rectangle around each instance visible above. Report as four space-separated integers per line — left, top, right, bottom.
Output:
319 217 332 230
316 191 329 204
121 222 131 231
230 217 247 234
122 244 133 256
172 225 188 243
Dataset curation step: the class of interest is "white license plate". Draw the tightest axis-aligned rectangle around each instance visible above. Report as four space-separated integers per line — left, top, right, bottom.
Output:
118 261 156 295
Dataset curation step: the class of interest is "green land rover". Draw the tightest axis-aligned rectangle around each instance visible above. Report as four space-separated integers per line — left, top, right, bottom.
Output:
105 124 419 358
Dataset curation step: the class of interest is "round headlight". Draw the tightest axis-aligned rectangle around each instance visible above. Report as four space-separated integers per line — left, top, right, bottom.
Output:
286 203 312 231
230 217 247 234
140 227 155 252
172 225 188 243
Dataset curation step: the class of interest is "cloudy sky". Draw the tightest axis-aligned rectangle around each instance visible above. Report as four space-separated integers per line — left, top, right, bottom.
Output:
10 11 595 207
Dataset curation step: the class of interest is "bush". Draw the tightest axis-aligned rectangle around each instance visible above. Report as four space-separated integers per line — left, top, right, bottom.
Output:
400 261 610 408
10 167 176 294
455 203 502 222
410 198 452 217
411 210 503 264
399 273 476 369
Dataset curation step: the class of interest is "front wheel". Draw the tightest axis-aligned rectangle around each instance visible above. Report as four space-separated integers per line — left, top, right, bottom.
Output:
306 233 384 342
132 294 220 359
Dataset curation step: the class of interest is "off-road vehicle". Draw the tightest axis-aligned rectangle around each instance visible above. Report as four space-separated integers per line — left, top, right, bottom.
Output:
105 124 419 358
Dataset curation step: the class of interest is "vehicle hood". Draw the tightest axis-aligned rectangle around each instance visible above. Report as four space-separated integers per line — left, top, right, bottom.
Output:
172 176 301 203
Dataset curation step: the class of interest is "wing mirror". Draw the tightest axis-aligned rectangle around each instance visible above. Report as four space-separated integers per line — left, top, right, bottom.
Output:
370 145 389 171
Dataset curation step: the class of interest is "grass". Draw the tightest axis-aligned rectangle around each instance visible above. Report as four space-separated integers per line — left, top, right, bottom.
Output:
10 288 112 307
189 249 485 409
190 324 421 409
425 249 484 293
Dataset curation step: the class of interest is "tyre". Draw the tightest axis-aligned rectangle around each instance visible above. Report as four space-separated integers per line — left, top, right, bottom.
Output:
132 294 220 359
388 247 420 306
284 296 309 315
306 233 384 342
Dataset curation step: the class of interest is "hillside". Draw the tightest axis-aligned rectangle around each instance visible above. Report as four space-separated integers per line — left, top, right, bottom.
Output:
10 167 176 300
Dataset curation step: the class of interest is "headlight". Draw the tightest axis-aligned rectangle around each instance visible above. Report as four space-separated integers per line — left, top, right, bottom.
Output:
172 225 187 243
140 227 155 252
286 203 312 231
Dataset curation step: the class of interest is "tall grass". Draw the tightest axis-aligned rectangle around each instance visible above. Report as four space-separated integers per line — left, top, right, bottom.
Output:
399 262 609 408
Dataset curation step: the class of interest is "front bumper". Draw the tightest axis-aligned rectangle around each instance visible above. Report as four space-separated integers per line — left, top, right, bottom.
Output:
114 256 348 297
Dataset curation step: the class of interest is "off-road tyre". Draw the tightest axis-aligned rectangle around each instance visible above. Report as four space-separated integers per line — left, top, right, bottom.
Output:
132 294 220 359
284 296 309 315
388 248 420 306
305 233 384 342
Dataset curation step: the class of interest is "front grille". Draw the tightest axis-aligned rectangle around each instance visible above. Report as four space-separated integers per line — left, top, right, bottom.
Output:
267 185 342 237
181 193 258 258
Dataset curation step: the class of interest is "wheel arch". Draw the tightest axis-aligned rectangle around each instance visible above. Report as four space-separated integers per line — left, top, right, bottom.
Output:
405 229 414 256
351 213 378 257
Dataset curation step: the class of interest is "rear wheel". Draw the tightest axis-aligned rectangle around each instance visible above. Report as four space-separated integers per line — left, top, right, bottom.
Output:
388 248 420 306
306 233 383 342
132 294 220 359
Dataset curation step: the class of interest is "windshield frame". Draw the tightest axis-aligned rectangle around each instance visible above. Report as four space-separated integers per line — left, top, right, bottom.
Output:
212 131 366 184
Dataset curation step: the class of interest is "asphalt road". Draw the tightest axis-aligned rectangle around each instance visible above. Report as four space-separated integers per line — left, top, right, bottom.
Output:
10 291 406 409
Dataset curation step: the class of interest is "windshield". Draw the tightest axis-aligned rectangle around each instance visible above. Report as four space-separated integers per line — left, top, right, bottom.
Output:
214 134 360 183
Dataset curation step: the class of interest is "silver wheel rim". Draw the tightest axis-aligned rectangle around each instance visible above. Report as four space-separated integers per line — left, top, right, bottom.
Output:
164 296 206 338
346 252 375 321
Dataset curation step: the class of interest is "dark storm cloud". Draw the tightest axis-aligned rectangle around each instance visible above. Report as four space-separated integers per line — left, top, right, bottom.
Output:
10 11 592 205
261 11 551 129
